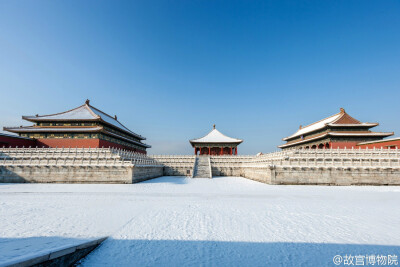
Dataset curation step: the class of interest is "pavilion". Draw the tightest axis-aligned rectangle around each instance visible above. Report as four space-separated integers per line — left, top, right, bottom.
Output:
190 125 243 155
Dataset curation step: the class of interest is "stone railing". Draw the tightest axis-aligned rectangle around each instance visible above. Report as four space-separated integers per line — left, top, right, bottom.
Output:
150 155 196 177
291 148 400 158
150 155 196 167
0 147 161 167
244 148 400 169
208 148 400 169
2 147 399 176
282 157 400 168
210 156 255 167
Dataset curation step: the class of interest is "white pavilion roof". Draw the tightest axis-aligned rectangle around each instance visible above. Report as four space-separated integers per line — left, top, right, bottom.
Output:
190 127 243 144
22 101 145 140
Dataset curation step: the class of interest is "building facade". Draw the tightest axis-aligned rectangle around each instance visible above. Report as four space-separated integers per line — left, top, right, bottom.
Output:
0 133 37 148
190 125 243 155
279 108 394 150
356 137 400 149
4 100 150 153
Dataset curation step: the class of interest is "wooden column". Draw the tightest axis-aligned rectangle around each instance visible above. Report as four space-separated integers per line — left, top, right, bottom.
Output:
235 147 238 155
220 147 223 155
194 147 196 155
208 147 211 155
230 147 232 155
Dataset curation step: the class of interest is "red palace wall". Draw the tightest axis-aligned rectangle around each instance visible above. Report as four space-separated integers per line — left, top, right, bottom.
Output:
0 135 37 148
356 140 400 149
35 139 147 154
329 142 359 149
36 138 100 149
99 140 147 154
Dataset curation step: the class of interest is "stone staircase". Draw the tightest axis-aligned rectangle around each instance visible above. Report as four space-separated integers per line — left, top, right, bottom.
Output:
193 156 212 178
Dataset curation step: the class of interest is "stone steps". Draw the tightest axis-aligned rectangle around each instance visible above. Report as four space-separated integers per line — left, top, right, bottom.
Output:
193 156 212 178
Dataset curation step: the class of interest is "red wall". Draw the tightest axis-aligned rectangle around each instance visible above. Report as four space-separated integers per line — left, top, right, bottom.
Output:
99 140 147 154
0 135 37 148
35 138 147 154
37 138 100 148
356 140 400 149
329 142 359 149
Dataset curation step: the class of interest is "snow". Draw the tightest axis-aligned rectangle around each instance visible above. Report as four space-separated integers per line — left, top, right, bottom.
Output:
190 129 242 143
5 126 102 132
23 103 144 139
1 177 400 266
89 106 143 139
24 105 97 121
285 113 341 140
329 132 392 136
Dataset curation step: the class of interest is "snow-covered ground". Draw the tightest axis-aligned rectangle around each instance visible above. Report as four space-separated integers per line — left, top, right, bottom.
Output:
1 177 400 266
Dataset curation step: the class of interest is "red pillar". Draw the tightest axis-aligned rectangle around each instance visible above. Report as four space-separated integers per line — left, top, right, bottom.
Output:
230 147 232 155
194 147 196 155
220 147 223 155
208 147 211 155
235 147 238 155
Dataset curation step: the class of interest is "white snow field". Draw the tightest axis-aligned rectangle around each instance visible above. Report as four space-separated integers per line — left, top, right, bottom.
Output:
1 177 400 266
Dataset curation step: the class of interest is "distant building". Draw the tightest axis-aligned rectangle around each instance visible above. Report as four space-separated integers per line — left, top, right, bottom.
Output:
279 108 394 150
4 100 150 153
190 125 243 155
0 133 36 148
356 137 400 149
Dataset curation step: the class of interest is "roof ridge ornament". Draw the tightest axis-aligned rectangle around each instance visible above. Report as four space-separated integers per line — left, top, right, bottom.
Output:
340 107 345 113
114 115 117 120
85 99 90 105
213 124 216 129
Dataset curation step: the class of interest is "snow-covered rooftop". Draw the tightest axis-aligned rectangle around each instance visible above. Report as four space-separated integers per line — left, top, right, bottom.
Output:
24 105 96 121
283 108 378 141
278 131 394 148
328 132 393 136
0 132 34 140
4 126 102 133
22 100 145 140
284 113 342 141
190 126 243 144
357 136 400 145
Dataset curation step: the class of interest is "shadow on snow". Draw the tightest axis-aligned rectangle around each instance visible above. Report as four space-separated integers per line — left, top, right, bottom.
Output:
80 238 400 266
2 237 400 266
142 176 190 185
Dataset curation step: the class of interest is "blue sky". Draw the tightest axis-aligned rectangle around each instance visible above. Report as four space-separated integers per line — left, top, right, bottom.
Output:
0 0 399 154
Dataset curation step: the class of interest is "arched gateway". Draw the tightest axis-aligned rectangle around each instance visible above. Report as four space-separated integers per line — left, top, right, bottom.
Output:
190 125 243 156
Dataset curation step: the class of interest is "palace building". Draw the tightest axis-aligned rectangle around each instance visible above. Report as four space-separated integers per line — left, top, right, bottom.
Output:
0 133 36 148
190 125 243 155
4 100 150 153
356 137 400 149
279 108 394 150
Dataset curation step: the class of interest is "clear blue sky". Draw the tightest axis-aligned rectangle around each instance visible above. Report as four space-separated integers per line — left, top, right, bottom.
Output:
0 0 399 154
